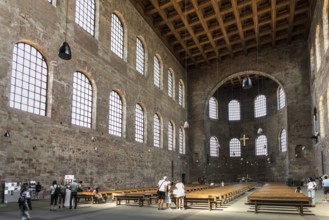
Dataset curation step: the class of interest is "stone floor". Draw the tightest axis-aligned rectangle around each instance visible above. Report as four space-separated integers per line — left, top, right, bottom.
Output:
1 189 329 220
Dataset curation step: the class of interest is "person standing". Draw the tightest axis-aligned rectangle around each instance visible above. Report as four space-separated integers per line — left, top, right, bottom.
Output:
19 183 31 220
322 176 329 202
307 177 317 206
35 182 42 200
165 181 173 210
70 179 78 209
175 179 185 210
58 181 66 208
157 176 169 210
50 180 59 211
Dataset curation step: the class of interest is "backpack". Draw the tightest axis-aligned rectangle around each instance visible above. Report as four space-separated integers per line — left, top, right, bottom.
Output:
18 195 25 206
54 186 61 196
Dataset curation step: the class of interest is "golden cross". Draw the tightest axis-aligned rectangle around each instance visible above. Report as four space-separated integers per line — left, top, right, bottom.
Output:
240 134 249 146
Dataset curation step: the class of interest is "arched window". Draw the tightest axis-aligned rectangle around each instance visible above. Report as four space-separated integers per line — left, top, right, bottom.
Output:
111 13 124 59
210 136 219 157
280 129 287 152
168 121 174 151
135 104 144 143
168 69 174 98
109 91 123 137
154 55 161 88
277 86 286 110
136 38 145 75
327 83 329 124
319 96 325 138
75 0 95 36
323 0 329 52
179 127 185 154
255 135 268 156
178 80 185 107
71 71 93 128
10 42 48 116
228 100 240 121
209 97 218 119
254 95 267 118
229 138 241 157
316 25 321 72
153 114 161 148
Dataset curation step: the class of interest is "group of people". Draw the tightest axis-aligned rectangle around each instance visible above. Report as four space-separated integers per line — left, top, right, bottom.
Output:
304 176 329 206
157 176 185 210
49 179 83 211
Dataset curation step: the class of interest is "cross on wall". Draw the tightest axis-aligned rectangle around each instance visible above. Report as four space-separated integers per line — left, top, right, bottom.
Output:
240 134 249 146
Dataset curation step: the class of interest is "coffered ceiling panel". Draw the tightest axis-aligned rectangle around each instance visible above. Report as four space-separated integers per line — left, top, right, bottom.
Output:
130 0 316 69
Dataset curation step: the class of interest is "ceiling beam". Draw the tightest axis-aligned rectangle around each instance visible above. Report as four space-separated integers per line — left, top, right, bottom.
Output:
170 0 209 64
287 0 296 43
191 0 219 58
230 0 247 55
149 0 197 65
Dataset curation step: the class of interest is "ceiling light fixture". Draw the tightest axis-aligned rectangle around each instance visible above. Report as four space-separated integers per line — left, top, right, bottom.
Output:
58 0 72 60
242 76 252 89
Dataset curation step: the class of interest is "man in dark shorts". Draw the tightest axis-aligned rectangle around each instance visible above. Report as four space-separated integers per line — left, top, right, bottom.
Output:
157 176 169 210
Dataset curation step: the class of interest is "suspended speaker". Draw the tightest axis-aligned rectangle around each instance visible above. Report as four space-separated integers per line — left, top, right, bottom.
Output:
58 41 72 60
242 76 252 89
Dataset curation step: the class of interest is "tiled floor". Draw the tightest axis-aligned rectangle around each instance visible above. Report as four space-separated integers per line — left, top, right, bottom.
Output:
1 188 328 220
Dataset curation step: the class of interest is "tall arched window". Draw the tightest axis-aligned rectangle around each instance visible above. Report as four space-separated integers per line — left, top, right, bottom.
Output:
228 100 240 121
154 55 161 88
168 121 174 151
256 135 268 156
323 0 329 52
179 127 185 154
277 86 286 110
71 71 93 128
75 0 95 36
209 97 218 119
111 13 124 59
316 25 321 72
229 138 241 157
136 38 145 75
135 104 144 143
210 136 219 157
168 70 174 98
254 94 267 118
10 42 48 116
280 129 287 152
153 114 161 148
319 96 325 138
109 91 123 137
178 80 185 107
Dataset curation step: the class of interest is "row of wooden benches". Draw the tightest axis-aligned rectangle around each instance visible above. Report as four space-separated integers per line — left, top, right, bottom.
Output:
76 183 256 211
246 183 313 215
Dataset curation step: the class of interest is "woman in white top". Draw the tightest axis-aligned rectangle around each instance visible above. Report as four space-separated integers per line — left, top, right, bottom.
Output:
175 179 185 210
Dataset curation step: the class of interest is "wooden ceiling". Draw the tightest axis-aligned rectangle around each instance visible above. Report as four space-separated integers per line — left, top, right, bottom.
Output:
130 0 316 69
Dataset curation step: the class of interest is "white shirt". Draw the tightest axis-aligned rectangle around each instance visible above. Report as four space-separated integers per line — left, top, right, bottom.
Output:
323 179 329 187
158 179 169 192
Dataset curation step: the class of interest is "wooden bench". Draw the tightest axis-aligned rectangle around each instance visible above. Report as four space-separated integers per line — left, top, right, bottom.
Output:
77 192 108 204
114 194 152 207
184 183 255 211
246 183 312 215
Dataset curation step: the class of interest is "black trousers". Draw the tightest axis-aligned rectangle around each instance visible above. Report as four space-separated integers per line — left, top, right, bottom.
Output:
70 191 77 208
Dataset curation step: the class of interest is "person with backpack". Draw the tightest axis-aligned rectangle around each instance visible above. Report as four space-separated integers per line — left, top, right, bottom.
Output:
58 181 67 208
19 183 31 220
50 180 60 211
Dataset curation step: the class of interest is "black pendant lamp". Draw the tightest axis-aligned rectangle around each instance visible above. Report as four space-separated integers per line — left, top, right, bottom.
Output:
59 0 72 60
242 76 252 89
